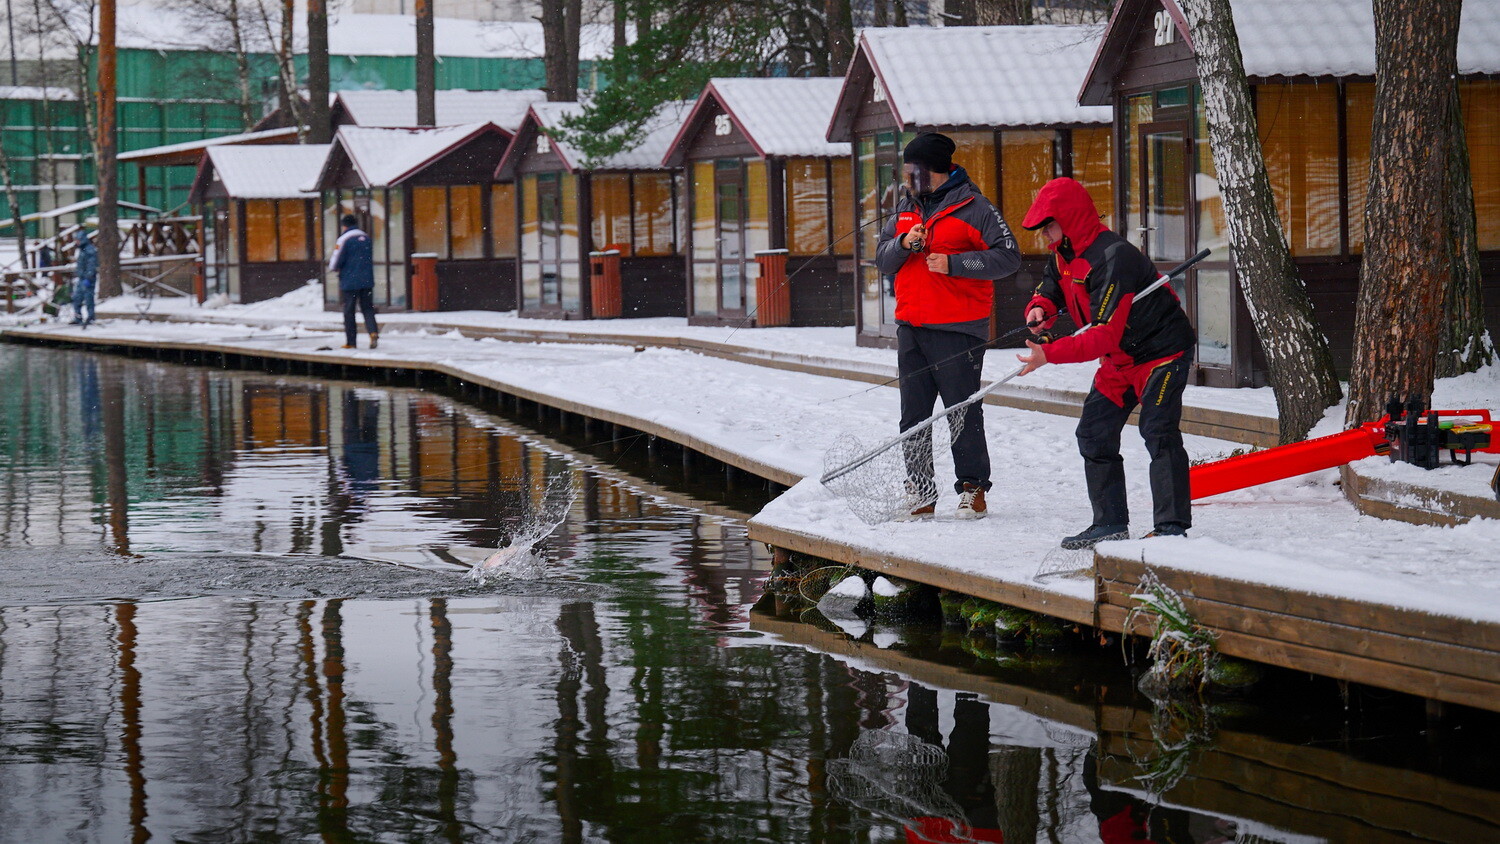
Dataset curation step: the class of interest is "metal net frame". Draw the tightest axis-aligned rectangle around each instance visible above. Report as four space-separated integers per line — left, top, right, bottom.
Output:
821 401 971 525
825 731 971 839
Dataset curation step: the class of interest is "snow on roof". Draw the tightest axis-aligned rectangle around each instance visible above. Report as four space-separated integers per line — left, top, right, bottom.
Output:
119 127 300 163
335 89 545 132
704 78 851 158
859 25 1111 128
1216 0 1500 77
116 4 627 60
530 100 693 171
0 85 78 101
333 123 493 186
206 145 330 199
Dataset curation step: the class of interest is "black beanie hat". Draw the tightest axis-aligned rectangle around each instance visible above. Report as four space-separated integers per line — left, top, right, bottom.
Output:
902 132 956 173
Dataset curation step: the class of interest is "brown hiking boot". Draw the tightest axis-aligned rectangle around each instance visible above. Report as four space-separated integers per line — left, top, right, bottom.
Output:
956 483 987 520
369 332 379 349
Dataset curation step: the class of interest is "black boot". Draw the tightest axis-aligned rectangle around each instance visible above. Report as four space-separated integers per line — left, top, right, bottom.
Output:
1060 523 1129 550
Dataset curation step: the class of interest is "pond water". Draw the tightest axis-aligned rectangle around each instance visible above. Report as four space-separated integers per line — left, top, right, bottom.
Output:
0 344 1496 843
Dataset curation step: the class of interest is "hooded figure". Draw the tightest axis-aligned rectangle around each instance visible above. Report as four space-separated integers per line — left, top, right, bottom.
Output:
69 229 99 325
1016 177 1197 547
872 133 1022 521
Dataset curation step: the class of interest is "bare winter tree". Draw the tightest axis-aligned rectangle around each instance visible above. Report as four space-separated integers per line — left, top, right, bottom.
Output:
1178 0 1340 442
1437 83 1494 377
1346 0 1463 424
826 0 853 72
540 0 576 100
306 0 329 143
162 0 277 128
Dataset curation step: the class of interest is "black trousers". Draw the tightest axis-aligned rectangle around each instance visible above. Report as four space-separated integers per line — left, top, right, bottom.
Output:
341 289 378 346
897 325 991 493
1075 349 1194 531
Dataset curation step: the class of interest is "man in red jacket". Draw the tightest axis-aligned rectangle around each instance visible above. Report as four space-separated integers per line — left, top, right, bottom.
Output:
1016 177 1197 548
875 133 1021 520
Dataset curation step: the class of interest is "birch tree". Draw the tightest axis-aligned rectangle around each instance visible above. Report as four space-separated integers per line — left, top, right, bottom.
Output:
1178 0 1341 442
1346 0 1463 424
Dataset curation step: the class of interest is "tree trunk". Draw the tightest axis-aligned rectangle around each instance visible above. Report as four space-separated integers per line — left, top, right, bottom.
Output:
96 0 120 299
893 0 908 27
31 0 61 208
977 0 1028 25
825 0 853 73
613 0 627 58
634 0 650 39
1179 0 1340 442
945 0 975 26
278 0 302 137
0 136 30 271
306 0 331 143
541 0 569 101
414 0 435 126
565 0 582 94
1437 82 1494 377
225 0 254 128
1346 0 1462 424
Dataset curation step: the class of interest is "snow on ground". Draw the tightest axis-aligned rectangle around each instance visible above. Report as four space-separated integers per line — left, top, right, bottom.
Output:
10 301 1499 624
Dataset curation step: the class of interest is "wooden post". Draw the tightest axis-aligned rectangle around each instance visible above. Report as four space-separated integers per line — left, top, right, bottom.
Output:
415 0 436 127
306 0 331 144
95 0 121 299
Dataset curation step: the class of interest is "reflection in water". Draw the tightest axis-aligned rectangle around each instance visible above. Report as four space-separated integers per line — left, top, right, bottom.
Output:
0 345 1498 843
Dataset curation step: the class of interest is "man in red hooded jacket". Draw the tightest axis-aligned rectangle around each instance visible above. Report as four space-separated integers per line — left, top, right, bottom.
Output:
875 133 1022 520
1015 177 1197 548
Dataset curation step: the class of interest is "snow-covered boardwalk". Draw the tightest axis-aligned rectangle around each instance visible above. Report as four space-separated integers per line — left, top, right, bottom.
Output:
4 299 1498 711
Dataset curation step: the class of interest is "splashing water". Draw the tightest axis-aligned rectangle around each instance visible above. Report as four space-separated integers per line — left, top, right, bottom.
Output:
469 474 575 583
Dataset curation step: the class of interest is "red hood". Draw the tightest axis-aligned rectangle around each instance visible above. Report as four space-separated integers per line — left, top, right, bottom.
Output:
1023 177 1107 256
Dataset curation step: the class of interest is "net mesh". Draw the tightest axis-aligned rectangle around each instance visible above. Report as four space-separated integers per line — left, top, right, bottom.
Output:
1032 546 1096 582
822 402 969 525
825 731 969 838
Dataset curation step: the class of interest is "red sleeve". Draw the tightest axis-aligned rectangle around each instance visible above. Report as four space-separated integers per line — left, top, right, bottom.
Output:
1025 294 1060 329
1043 292 1134 364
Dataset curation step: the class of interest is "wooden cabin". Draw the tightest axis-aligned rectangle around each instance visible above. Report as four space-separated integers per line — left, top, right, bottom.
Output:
494 100 690 320
311 122 517 312
1081 0 1500 386
826 25 1113 348
661 78 854 328
330 89 545 133
190 144 330 303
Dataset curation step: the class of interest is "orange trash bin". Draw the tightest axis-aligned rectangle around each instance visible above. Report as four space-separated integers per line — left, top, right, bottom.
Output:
411 252 439 312
589 250 622 319
754 249 790 327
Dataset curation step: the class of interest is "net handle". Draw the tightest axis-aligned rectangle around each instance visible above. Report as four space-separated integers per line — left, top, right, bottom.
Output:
821 249 1208 485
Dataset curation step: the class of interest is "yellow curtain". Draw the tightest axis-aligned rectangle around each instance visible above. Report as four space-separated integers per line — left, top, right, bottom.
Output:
1071 127 1113 231
1344 83 1373 253
1001 130 1055 255
950 130 996 200
276 200 307 261
411 186 448 257
831 157 854 257
591 173 631 253
521 176 539 262
449 185 484 259
244 199 277 263
692 161 715 261
560 173 579 262
785 158 829 256
746 160 769 255
1257 82 1340 256
632 172 675 256
491 183 517 258
1462 80 1500 251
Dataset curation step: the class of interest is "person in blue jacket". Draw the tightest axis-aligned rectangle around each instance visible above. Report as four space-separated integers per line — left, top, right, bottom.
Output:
69 229 99 325
329 214 379 349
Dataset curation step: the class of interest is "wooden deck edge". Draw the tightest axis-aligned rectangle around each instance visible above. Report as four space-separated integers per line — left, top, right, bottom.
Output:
100 311 1283 446
0 328 804 489
746 519 1097 626
1341 463 1500 526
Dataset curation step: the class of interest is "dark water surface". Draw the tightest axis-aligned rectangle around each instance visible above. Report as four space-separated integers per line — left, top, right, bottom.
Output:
1 344 1497 843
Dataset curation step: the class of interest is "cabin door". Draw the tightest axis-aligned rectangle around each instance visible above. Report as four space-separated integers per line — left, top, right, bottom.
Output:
537 173 564 308
715 160 748 318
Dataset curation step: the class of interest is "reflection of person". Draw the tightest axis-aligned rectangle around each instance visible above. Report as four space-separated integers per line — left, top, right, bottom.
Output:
1016 177 1196 549
69 229 98 326
329 214 378 350
874 133 1021 520
341 392 381 497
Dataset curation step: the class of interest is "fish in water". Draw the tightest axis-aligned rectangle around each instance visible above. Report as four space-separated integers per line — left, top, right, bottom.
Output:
473 541 549 580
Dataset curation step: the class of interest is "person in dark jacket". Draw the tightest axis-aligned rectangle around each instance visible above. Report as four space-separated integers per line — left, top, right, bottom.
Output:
69 229 98 325
875 133 1022 520
330 214 379 349
1016 177 1197 548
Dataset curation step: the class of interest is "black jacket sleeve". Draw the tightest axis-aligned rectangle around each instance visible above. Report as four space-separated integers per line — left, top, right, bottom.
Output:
948 198 1021 281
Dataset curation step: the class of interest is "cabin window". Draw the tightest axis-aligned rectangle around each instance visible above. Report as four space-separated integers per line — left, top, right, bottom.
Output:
491 183 517 258
385 188 405 308
831 158 854 256
1123 93 1153 250
559 173 581 312
1257 82 1340 256
785 158 830 256
950 131 996 200
226 201 241 300
449 185 484 259
277 200 308 261
746 159 770 261
1071 127 1113 231
412 186 448 257
854 131 909 333
691 161 716 316
1001 130 1056 255
244 200 278 263
591 173 632 254
632 172 676 257
1193 99 1228 255
1462 80 1500 250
